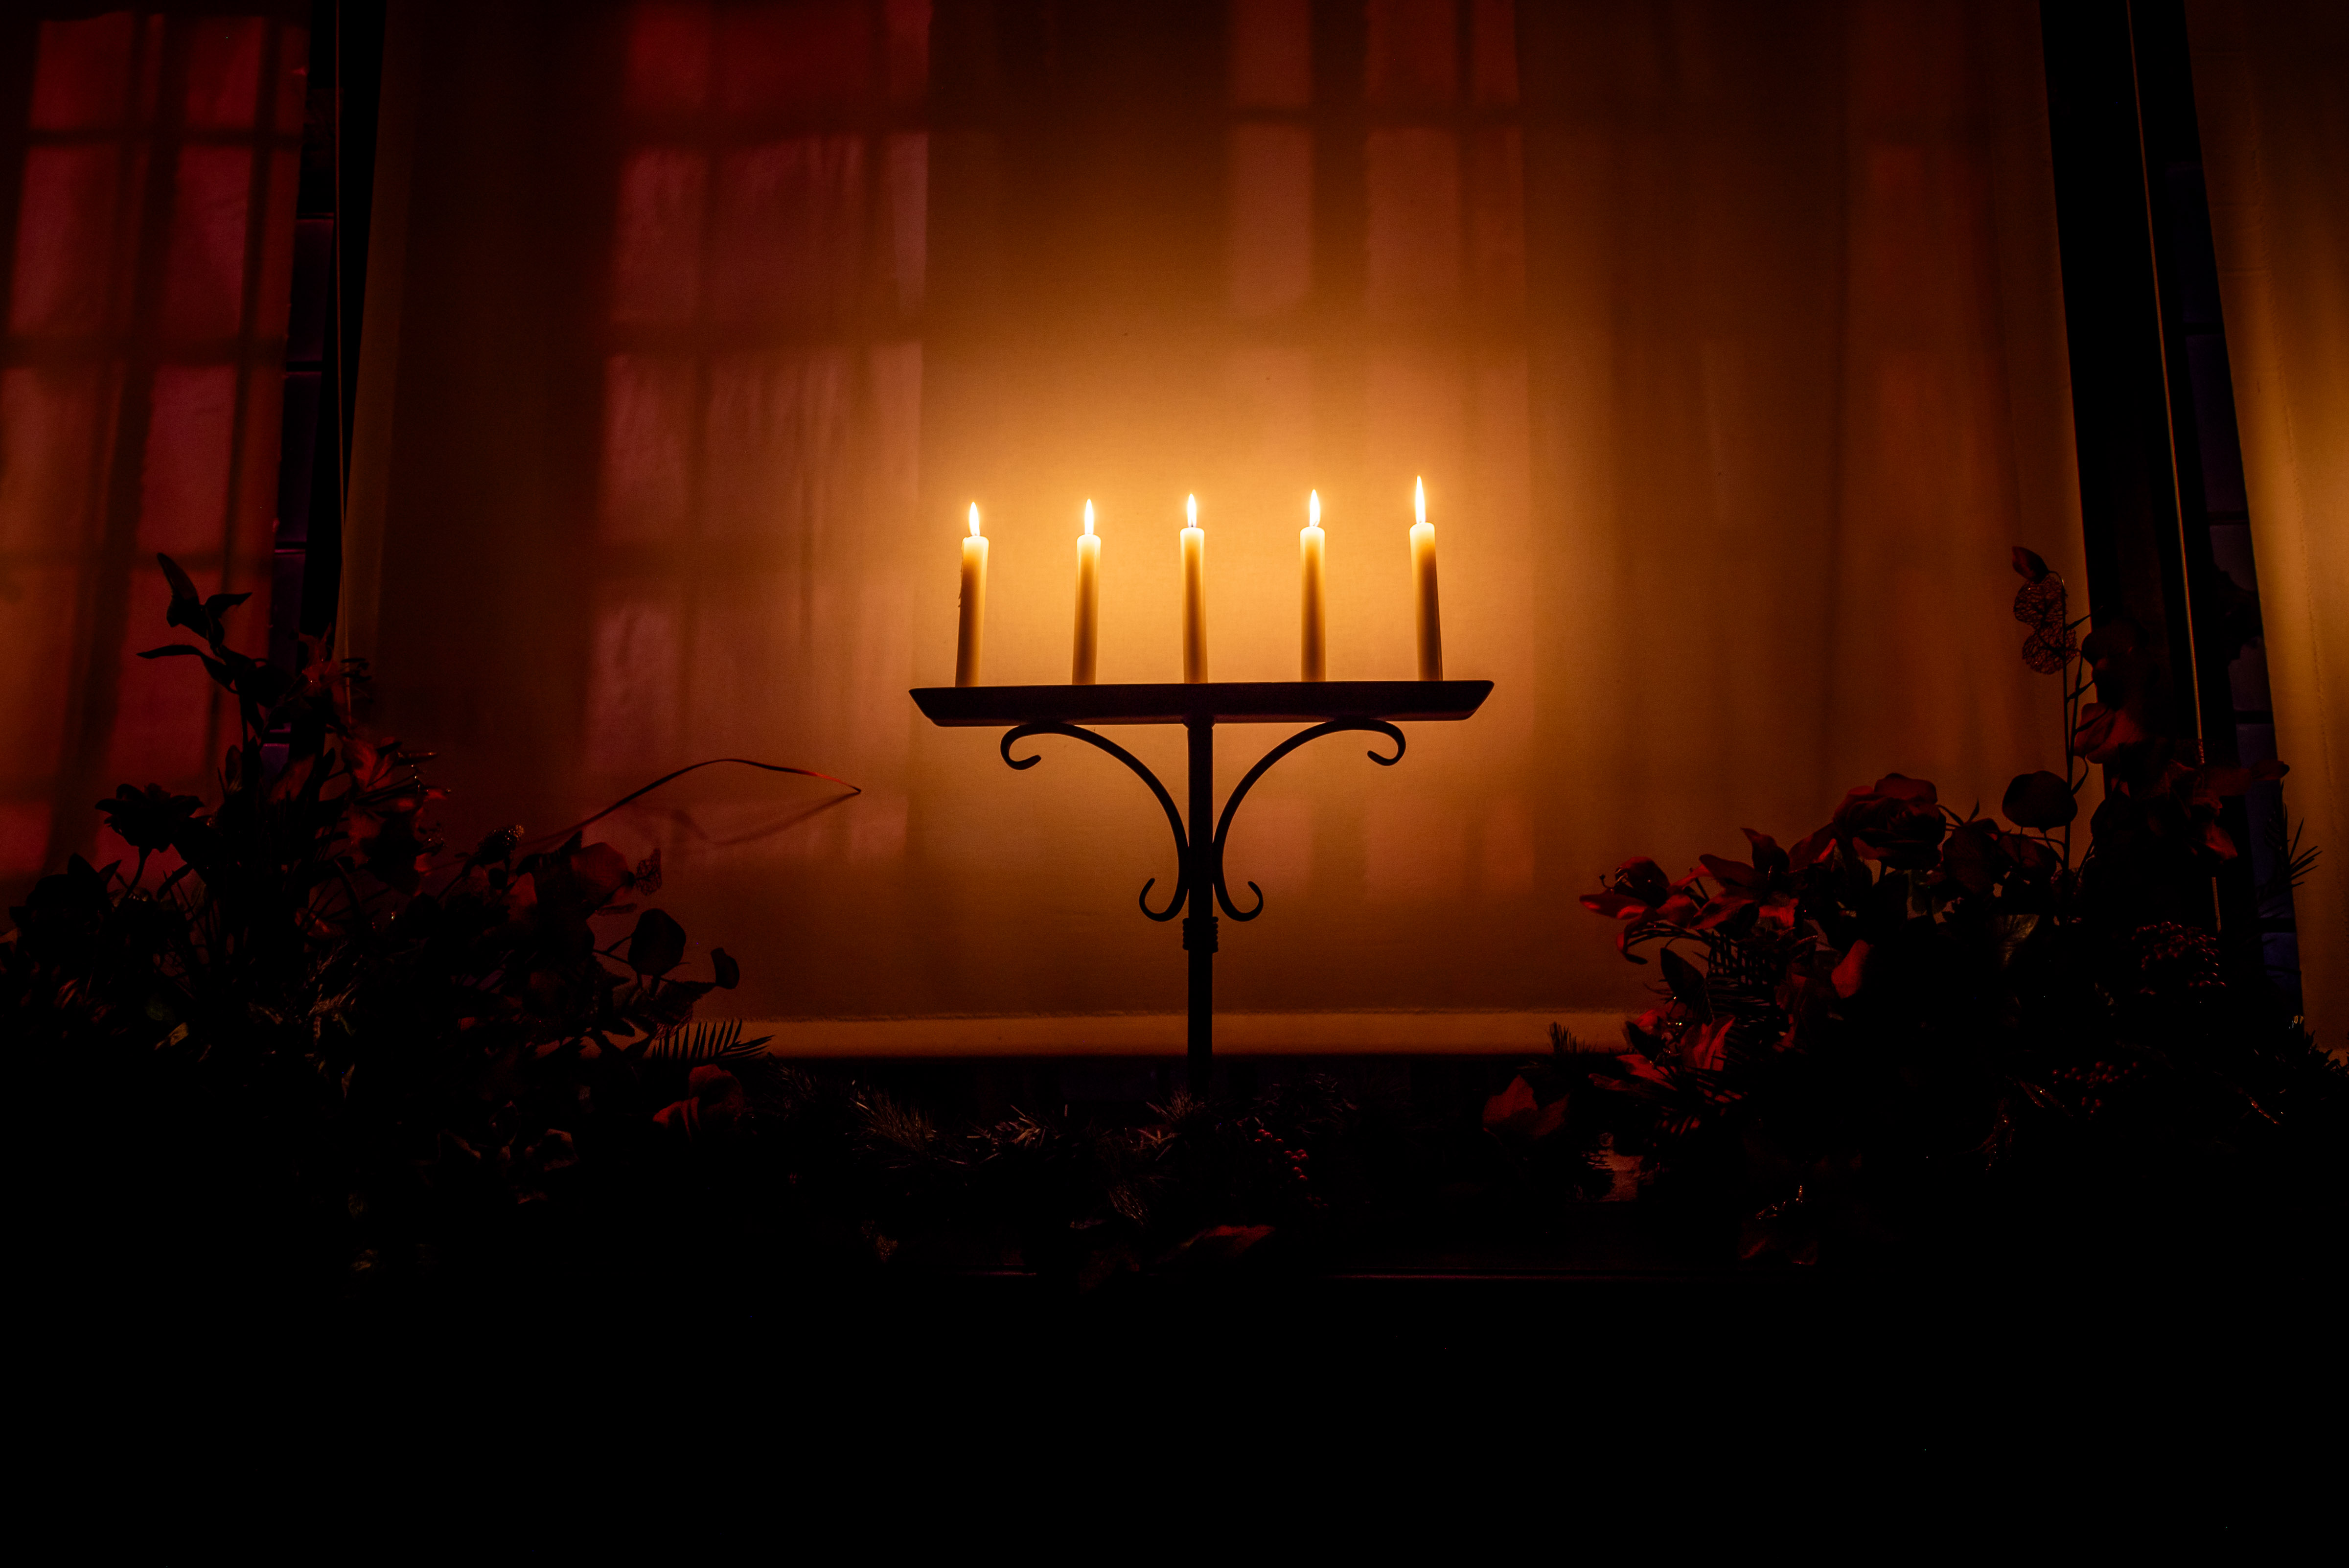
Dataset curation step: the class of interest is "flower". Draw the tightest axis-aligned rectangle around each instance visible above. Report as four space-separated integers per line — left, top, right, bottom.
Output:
1580 856 1671 919
2071 701 2149 763
1830 774 1947 868
2000 769 2077 830
94 783 202 854
654 1065 747 1138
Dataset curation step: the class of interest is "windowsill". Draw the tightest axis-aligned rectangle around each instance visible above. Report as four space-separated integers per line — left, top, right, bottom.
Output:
723 1009 1629 1058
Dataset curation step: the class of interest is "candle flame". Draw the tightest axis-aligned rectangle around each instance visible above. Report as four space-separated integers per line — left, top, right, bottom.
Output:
1309 490 1321 529
1186 494 1198 529
1083 499 1095 536
968 503 981 537
1415 476 1426 528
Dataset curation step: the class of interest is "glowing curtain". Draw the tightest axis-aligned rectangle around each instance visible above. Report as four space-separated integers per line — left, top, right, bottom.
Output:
271 0 2088 1050
0 8 304 896
2187 0 2348 1049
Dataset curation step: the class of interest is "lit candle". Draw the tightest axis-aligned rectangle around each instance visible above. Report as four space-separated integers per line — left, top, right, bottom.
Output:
1410 477 1442 681
1180 494 1207 684
1073 500 1101 685
955 503 987 687
1300 490 1327 681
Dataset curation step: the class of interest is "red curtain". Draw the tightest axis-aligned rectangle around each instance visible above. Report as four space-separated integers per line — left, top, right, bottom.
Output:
0 6 304 895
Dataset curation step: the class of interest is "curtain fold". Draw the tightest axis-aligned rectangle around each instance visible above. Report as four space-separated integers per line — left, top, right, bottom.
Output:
2187 0 2348 1050
1 7 305 899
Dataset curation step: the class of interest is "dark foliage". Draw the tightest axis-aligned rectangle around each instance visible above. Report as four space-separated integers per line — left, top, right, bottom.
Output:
7 559 775 1301
8 558 1372 1303
1549 547 2345 1265
16 550 2339 1301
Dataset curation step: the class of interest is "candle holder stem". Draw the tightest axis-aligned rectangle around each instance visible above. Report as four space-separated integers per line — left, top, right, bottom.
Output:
1184 716 1217 1090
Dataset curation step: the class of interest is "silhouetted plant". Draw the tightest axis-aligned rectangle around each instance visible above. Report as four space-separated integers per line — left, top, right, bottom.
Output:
4 555 815 1298
1546 545 2342 1265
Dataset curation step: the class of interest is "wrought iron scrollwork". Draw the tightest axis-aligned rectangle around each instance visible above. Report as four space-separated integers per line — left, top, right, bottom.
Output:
1209 719 1405 921
997 715 1408 929
1000 721 1190 920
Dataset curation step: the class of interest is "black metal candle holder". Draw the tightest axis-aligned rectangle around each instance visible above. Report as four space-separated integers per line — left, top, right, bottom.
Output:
910 680 1493 1089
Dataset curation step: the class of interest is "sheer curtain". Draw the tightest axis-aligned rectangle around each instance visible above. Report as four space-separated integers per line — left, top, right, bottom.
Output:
0 7 304 897
2188 0 2348 1048
1519 0 2086 1024
276 0 2085 1050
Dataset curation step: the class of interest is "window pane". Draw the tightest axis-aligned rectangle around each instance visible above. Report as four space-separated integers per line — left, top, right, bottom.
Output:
1367 0 1457 109
9 147 129 336
1228 124 1311 318
612 148 708 323
719 0 872 121
1231 0 1311 110
184 17 266 130
1366 128 1461 320
599 354 698 542
137 366 237 555
160 145 255 341
625 1 713 118
1470 0 1518 105
709 137 867 327
29 14 137 131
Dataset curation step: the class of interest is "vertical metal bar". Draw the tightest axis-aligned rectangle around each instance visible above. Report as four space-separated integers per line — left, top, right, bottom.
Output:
1183 715 1217 1093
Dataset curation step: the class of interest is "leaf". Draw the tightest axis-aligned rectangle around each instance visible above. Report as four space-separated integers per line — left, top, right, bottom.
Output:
2001 770 2077 829
136 644 208 660
1831 940 1870 999
2071 702 2148 762
1617 1053 1674 1086
1158 1224 1276 1272
645 1017 768 1064
1869 774 1937 804
571 841 633 908
1659 948 1712 1016
1942 820 1999 892
2021 623 2076 674
1482 1075 1538 1127
1788 826 1837 871
1992 914 2039 969
156 553 200 604
625 908 688 975
1741 829 1788 878
1683 1015 1732 1072
1692 894 1756 933
2010 546 2050 581
1654 894 1702 927
1581 892 1652 919
710 947 739 989
1698 853 1758 890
